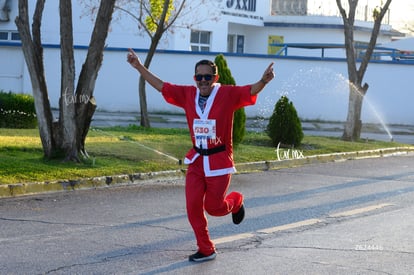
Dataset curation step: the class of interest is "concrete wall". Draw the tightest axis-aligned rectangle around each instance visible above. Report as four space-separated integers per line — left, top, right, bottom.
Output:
92 48 414 126
1 44 413 125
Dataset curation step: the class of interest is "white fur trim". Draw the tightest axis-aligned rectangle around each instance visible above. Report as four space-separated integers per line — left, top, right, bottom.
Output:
203 156 236 177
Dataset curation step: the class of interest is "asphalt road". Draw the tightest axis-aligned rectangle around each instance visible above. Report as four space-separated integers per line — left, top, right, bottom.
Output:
1 153 414 274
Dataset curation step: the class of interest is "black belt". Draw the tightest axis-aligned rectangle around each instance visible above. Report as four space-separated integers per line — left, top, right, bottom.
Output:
194 145 226 156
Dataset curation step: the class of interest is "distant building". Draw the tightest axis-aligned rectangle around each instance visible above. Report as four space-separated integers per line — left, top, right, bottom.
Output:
0 1 402 52
113 0 401 54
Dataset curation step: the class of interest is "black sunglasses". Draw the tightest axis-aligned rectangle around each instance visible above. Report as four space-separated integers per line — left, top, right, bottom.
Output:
194 74 214 81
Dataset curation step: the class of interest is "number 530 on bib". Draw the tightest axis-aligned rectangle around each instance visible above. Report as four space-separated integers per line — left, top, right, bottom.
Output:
193 119 216 140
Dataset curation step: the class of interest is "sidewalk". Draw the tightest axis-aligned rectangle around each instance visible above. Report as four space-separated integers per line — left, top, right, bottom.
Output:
90 111 414 144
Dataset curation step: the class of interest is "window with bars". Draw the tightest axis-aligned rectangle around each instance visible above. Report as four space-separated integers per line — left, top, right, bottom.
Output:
190 30 211 52
227 34 245 53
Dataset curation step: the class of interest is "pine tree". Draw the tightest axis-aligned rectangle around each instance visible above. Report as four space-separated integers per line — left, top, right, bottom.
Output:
267 95 303 147
214 54 246 147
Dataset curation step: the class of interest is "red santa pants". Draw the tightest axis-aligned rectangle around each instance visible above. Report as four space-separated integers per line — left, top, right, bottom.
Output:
185 156 243 255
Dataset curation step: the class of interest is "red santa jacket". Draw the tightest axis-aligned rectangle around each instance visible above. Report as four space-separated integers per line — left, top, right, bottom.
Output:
162 82 257 177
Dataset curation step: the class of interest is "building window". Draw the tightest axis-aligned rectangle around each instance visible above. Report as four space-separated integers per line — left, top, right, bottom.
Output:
11 32 20 40
0 0 11 22
227 34 235 53
0 31 21 41
272 0 307 16
227 34 244 53
0 31 7 40
236 35 244 53
190 30 211 52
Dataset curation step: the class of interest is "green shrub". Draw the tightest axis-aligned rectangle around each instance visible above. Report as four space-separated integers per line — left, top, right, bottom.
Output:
0 91 37 128
267 95 303 147
232 107 246 146
214 54 246 147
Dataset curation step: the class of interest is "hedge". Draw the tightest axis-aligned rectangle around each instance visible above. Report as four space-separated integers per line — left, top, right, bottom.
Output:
0 91 37 128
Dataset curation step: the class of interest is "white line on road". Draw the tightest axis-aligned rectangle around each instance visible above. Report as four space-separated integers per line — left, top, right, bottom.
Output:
213 219 322 245
213 203 394 245
214 233 256 244
329 203 393 218
257 218 323 234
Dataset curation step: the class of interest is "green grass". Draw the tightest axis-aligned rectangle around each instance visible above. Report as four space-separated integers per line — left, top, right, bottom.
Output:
0 126 410 184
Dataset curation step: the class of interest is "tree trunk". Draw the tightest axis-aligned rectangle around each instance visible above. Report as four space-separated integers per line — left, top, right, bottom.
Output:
16 0 55 158
75 0 116 156
342 83 368 141
337 0 392 141
16 0 116 161
78 97 97 158
138 38 164 128
139 75 150 127
59 0 78 162
138 0 172 128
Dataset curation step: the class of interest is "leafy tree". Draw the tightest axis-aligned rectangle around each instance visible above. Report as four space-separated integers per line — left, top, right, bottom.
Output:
85 0 218 127
15 0 116 160
114 0 184 127
214 54 246 147
336 0 392 141
267 95 303 148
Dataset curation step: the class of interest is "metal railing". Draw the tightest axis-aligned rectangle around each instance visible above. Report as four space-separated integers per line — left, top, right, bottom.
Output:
270 43 414 64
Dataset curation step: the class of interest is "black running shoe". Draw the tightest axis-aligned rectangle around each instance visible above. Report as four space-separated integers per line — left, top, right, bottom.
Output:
188 251 217 262
232 204 245 224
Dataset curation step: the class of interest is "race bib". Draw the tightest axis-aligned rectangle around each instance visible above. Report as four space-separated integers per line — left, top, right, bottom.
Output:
193 119 216 140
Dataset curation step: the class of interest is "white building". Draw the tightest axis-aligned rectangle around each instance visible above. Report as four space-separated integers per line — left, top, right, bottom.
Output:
1 0 413 125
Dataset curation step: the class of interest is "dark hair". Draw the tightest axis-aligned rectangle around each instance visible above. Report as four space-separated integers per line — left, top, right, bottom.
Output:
195 60 217 75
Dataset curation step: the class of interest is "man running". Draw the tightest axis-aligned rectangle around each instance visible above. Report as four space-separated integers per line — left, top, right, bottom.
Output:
127 49 275 262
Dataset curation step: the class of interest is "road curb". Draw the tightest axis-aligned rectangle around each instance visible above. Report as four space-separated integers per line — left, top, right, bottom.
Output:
1 147 413 198
236 147 414 172
0 170 186 198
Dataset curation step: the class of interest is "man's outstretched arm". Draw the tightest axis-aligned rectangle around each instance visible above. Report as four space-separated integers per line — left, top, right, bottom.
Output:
127 48 164 92
250 62 275 95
